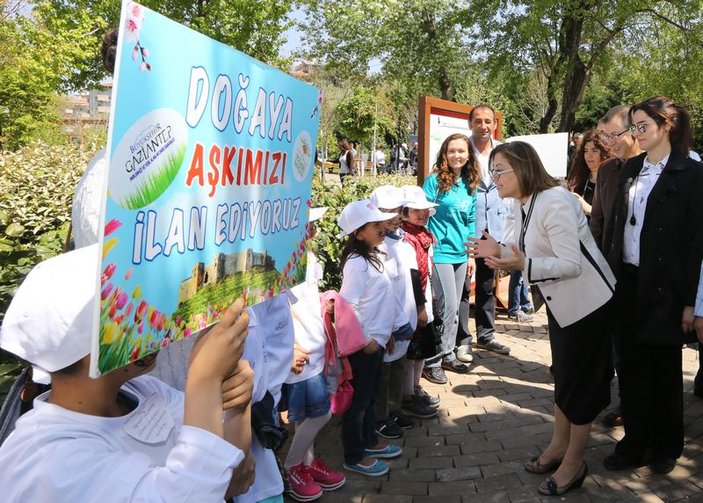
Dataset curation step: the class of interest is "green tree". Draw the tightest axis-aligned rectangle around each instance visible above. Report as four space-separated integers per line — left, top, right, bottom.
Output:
470 0 703 133
0 0 100 149
299 0 471 101
43 0 295 90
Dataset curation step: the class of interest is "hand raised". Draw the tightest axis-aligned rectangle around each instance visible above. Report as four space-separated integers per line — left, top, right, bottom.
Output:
189 299 249 382
466 231 500 259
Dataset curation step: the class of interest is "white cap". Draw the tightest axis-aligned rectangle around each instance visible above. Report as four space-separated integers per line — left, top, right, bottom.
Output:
0 244 99 383
402 185 438 216
72 149 107 248
369 185 406 210
309 206 328 222
337 200 396 238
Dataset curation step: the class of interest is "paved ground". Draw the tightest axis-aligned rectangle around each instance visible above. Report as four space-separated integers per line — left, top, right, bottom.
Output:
283 308 703 503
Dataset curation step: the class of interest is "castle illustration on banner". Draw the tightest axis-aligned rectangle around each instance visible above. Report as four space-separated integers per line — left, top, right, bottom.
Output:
178 249 276 304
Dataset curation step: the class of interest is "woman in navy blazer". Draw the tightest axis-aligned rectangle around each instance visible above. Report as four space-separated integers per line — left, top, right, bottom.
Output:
602 96 703 475
469 141 615 496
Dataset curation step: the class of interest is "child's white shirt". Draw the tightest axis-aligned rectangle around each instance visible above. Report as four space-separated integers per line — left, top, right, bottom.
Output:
285 251 326 384
380 232 420 363
340 253 395 348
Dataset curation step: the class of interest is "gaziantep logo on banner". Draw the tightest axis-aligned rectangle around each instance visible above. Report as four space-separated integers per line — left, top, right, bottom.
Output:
110 108 188 209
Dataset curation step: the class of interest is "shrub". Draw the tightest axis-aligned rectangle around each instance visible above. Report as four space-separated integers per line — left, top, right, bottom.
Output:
0 141 102 326
310 171 416 291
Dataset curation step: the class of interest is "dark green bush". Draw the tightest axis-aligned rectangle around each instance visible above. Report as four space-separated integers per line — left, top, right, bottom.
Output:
311 171 416 291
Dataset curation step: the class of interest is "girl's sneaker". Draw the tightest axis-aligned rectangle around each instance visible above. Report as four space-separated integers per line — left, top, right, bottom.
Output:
308 458 346 491
343 459 389 477
286 464 322 502
365 443 403 458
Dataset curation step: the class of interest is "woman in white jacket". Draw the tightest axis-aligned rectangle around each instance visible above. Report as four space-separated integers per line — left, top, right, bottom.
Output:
468 141 615 497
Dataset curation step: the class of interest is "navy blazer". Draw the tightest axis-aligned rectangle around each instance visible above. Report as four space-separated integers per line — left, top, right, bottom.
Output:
605 150 703 345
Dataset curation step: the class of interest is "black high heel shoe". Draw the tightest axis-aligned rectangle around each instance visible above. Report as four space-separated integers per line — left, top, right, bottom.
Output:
538 461 588 496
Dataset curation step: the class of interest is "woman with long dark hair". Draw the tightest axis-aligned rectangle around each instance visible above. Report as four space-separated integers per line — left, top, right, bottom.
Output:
566 130 612 219
469 141 615 496
602 96 703 475
420 133 479 384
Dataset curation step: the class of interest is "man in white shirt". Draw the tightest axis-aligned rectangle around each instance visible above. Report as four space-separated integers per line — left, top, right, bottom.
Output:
456 105 511 363
0 245 254 502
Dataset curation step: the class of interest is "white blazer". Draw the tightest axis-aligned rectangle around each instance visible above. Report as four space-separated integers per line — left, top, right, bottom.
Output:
502 186 615 327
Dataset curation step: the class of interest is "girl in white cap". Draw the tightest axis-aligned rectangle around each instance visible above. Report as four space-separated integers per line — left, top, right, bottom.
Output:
400 185 442 411
336 199 402 477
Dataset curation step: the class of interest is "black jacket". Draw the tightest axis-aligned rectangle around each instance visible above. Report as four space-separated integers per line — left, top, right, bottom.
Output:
605 151 703 345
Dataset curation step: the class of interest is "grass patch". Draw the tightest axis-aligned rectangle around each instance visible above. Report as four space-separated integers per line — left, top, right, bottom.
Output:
120 142 186 209
175 267 280 319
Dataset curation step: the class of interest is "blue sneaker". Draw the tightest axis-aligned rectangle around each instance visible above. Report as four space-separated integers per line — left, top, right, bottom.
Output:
343 459 389 477
365 444 402 459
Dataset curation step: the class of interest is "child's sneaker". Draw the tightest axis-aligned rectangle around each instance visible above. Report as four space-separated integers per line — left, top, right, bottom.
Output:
402 394 438 419
308 458 346 491
286 464 322 502
414 385 441 407
376 417 404 439
392 410 415 429
343 459 389 477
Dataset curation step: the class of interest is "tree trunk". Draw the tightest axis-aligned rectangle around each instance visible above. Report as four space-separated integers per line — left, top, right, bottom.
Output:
421 9 455 101
557 6 589 132
438 66 455 101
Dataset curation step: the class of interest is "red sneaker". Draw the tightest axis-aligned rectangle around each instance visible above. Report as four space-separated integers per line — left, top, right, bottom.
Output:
286 464 322 502
308 458 346 491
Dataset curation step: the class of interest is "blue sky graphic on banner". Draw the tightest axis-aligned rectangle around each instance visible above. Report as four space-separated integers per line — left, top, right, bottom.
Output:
91 0 321 377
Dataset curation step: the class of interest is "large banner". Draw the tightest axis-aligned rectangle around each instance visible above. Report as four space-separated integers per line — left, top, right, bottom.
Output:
91 1 321 377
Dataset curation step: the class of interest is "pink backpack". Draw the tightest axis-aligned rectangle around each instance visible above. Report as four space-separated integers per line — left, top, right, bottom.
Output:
321 294 355 416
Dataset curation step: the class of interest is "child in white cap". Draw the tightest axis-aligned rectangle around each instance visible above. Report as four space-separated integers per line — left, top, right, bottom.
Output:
281 207 346 501
369 186 437 441
0 244 254 501
336 199 402 477
400 185 442 410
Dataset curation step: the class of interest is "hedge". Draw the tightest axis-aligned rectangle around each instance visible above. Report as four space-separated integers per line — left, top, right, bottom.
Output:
310 171 416 291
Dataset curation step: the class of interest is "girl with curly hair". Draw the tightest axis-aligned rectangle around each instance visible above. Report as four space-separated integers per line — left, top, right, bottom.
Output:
420 133 479 383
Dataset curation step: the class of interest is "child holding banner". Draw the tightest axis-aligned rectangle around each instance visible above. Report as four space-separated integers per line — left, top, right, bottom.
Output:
0 245 254 501
282 207 346 501
336 200 402 477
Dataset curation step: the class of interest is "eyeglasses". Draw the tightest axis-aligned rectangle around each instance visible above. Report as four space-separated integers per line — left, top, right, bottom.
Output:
630 123 650 135
489 168 513 179
603 129 628 140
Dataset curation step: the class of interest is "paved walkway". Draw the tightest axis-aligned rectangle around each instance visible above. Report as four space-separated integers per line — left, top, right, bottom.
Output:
291 309 703 503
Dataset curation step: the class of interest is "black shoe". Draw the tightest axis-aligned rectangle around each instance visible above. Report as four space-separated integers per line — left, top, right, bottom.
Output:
603 452 647 471
476 339 511 355
376 418 403 439
441 359 469 374
422 367 448 384
538 462 587 496
392 411 415 429
650 458 676 474
401 395 438 419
